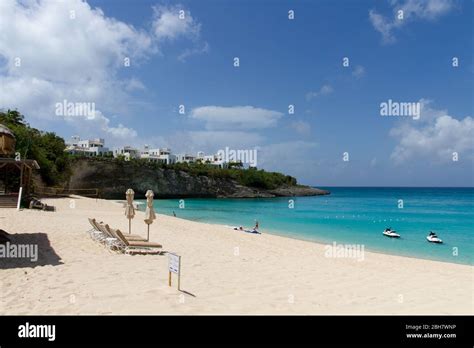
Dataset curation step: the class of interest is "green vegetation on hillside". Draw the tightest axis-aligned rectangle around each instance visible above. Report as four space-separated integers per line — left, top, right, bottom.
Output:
0 109 71 185
72 156 298 190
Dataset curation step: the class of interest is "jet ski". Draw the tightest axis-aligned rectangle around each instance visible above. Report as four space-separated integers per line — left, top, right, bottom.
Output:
426 231 443 244
383 227 400 238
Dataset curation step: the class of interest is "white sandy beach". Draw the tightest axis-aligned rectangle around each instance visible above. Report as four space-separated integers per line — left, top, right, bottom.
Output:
0 196 472 315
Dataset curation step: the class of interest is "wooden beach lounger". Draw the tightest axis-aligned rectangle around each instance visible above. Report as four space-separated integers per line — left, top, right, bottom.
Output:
87 218 109 241
89 218 146 241
105 225 147 242
87 217 99 232
87 219 160 254
112 227 162 255
88 218 121 248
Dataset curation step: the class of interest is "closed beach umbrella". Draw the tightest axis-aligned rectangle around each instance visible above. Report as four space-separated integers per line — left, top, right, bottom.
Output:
144 190 156 241
125 188 135 234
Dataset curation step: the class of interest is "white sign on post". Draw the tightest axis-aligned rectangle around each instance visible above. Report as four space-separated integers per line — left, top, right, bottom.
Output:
168 253 180 274
168 253 181 290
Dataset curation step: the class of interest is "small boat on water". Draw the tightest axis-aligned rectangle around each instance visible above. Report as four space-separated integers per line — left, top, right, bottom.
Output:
426 231 443 244
383 227 400 238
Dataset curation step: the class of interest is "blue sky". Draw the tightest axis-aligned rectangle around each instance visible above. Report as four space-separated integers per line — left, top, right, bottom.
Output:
0 0 472 186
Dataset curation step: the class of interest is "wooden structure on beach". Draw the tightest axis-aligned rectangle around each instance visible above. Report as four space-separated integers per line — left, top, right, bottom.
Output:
0 123 16 156
0 123 40 208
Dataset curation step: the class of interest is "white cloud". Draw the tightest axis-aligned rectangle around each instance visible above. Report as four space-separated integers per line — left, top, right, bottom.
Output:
0 0 153 83
369 9 398 44
135 130 263 155
107 124 138 138
390 100 474 164
87 111 137 139
62 110 137 140
190 106 283 130
258 141 320 182
178 41 209 62
124 78 146 92
152 5 201 41
352 65 365 79
369 0 456 43
152 4 208 61
306 85 333 101
290 121 311 136
185 131 263 152
0 0 154 141
0 0 206 143
399 0 456 19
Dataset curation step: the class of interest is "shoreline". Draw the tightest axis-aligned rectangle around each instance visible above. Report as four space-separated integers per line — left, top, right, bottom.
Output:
136 203 472 267
1 196 472 314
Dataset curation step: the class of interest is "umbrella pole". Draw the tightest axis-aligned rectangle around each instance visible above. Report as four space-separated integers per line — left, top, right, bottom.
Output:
129 218 131 234
147 225 150 241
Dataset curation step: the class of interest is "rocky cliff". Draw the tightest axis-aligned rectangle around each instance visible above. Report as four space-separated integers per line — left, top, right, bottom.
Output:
67 159 330 199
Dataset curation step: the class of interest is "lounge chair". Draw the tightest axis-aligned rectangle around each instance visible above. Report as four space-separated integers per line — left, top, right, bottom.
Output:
87 218 109 242
88 218 146 242
98 222 147 242
87 218 96 232
111 227 162 254
91 220 122 248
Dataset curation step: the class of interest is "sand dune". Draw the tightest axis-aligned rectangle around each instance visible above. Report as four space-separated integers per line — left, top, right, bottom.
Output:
0 196 472 314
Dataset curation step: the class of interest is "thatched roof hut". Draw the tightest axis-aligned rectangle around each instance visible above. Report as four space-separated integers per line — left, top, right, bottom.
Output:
0 123 16 156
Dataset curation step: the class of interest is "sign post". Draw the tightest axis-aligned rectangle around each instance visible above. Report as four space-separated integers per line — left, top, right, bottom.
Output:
168 253 181 291
16 186 23 211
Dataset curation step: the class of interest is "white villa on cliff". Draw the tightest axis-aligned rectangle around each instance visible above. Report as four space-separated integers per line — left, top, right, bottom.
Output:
65 136 227 167
65 136 111 156
113 145 140 159
140 146 176 164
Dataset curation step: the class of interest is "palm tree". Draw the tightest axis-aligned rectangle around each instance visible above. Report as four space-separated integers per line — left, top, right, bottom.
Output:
0 109 26 126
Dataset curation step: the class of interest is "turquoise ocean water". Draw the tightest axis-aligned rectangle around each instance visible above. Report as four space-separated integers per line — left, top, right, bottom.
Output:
138 187 473 265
